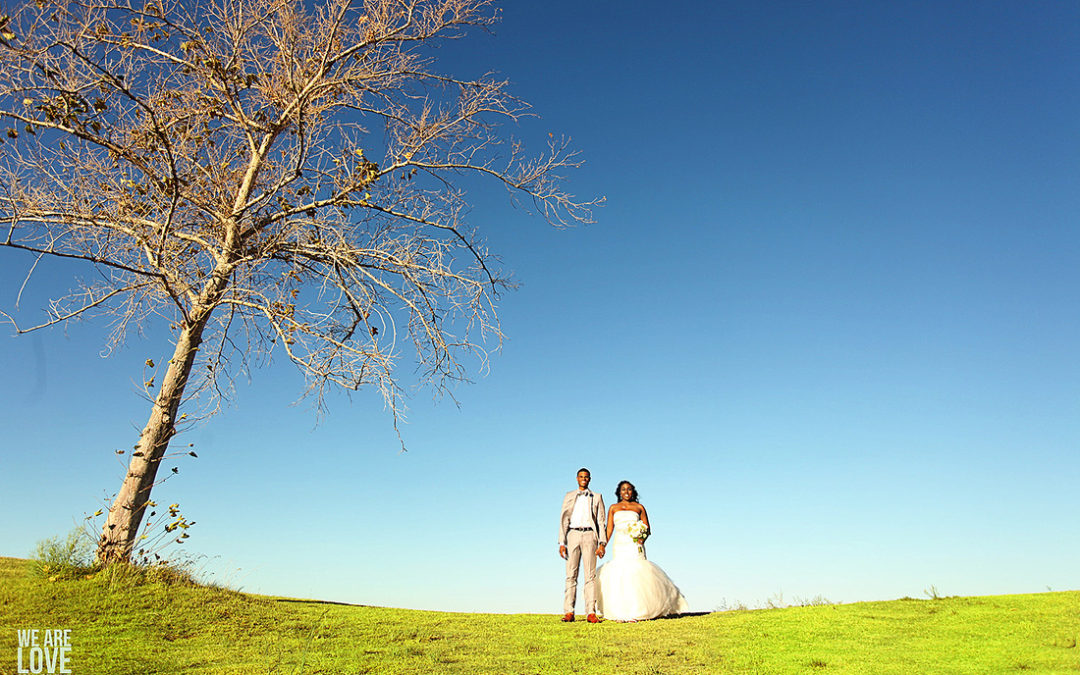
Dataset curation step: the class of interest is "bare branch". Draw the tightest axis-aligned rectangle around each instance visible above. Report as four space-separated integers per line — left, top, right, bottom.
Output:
1 280 154 334
0 0 598 565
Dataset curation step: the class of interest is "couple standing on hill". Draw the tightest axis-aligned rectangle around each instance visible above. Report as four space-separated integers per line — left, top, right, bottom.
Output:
558 467 688 623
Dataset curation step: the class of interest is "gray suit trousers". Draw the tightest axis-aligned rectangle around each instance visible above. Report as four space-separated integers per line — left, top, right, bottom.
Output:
564 528 599 614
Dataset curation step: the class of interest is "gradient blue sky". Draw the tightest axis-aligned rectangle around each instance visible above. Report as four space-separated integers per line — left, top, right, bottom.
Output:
3 1 1079 613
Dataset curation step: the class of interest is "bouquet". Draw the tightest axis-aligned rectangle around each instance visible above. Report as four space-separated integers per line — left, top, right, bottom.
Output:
627 520 649 553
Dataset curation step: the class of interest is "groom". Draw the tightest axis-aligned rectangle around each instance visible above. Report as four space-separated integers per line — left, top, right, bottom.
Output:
558 467 607 623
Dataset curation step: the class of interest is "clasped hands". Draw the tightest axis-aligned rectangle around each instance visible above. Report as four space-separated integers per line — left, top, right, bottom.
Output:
559 543 606 560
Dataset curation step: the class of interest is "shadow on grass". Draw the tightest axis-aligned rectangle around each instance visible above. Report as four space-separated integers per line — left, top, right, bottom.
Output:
273 597 372 607
598 611 713 623
655 611 712 620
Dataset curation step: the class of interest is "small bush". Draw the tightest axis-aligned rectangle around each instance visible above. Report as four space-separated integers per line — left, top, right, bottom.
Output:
762 592 833 609
925 585 949 600
31 526 204 589
30 529 99 581
92 553 204 589
129 549 204 582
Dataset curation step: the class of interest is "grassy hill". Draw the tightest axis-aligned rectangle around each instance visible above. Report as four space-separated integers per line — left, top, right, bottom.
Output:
1 556 1077 674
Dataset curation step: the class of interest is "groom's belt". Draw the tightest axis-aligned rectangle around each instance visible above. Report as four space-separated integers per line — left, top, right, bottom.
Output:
568 527 594 531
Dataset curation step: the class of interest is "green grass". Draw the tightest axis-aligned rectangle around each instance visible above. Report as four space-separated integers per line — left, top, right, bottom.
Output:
1 556 1077 673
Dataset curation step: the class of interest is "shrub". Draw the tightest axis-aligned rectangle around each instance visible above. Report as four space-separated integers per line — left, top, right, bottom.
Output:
94 556 202 588
30 529 99 581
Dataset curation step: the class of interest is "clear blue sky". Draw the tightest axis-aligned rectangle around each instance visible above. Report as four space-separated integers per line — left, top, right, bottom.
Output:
2 1 1078 613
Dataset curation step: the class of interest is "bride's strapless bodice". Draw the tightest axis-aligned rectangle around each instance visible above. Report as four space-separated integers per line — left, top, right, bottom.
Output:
609 510 645 560
612 510 639 525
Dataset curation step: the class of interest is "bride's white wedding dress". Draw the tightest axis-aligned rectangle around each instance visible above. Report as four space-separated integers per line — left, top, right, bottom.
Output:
596 510 689 621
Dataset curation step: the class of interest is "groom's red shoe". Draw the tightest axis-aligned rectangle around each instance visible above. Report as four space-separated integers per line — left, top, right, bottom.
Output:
586 614 600 623
561 613 574 622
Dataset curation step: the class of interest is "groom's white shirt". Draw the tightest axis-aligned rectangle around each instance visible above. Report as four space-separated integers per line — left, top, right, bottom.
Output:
559 489 606 547
568 492 594 529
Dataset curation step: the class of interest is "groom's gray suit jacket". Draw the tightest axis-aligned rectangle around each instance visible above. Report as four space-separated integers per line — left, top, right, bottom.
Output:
559 490 607 548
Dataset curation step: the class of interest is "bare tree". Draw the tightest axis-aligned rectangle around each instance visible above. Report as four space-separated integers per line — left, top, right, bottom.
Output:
0 0 597 565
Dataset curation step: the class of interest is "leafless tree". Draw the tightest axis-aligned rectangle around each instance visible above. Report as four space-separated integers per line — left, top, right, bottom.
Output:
0 0 597 565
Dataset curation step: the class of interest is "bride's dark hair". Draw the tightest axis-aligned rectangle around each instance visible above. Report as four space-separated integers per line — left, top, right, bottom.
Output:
614 480 639 503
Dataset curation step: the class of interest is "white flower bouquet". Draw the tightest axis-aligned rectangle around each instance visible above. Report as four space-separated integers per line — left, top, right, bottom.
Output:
627 520 649 552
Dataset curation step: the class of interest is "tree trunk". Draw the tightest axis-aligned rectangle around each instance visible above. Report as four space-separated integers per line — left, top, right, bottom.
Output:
95 301 217 565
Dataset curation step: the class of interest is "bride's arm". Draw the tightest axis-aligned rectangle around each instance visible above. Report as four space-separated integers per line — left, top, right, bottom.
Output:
639 504 651 532
606 505 616 542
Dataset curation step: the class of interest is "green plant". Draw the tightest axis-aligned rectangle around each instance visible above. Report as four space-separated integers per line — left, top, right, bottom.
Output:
762 592 833 609
716 598 749 612
94 556 203 589
31 498 204 589
29 529 98 581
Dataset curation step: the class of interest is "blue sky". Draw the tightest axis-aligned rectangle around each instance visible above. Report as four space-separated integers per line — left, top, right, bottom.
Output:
2 1 1078 613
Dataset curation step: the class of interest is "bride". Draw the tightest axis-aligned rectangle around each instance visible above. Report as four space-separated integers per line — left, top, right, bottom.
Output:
596 481 689 621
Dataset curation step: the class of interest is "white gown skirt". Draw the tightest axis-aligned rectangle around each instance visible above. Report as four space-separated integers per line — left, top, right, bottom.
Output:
597 512 688 621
